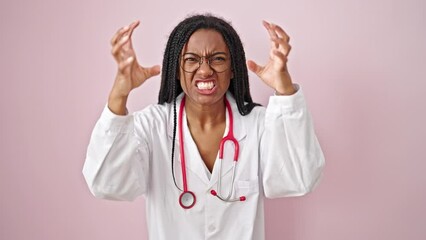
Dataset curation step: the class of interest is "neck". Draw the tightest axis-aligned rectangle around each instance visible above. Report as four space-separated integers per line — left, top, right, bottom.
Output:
184 97 226 130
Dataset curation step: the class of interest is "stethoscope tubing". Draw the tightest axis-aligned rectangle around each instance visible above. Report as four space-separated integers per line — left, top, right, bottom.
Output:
175 96 246 209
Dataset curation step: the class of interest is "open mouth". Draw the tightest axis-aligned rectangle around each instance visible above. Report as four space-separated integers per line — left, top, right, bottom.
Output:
196 81 215 90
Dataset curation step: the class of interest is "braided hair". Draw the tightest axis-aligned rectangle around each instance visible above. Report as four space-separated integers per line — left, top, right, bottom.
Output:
159 14 259 182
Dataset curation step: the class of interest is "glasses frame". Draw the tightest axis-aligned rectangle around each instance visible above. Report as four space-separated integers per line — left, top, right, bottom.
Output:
180 53 230 73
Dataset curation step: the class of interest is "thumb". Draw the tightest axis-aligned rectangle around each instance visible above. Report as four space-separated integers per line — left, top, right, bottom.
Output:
247 60 263 76
146 65 161 78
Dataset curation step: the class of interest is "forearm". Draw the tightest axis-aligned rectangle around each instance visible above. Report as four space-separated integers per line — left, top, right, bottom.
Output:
261 85 325 198
83 106 149 201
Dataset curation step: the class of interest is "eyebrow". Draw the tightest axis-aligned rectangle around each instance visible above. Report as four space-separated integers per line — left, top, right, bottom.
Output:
182 52 228 56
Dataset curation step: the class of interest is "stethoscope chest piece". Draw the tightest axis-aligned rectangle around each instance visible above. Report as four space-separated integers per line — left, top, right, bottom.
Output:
179 191 196 209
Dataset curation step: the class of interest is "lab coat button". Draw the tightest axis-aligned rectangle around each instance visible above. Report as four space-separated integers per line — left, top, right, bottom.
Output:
208 225 216 232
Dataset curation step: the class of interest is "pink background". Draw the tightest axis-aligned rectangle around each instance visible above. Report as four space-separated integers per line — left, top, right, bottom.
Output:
1 0 425 239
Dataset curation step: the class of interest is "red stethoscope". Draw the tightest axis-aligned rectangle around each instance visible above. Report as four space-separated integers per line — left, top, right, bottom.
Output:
176 96 246 209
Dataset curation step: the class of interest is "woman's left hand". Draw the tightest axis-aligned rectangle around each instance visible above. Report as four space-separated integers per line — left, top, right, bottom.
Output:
247 21 296 95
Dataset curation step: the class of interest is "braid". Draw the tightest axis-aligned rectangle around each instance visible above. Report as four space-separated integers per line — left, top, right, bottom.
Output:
170 77 180 190
214 17 260 115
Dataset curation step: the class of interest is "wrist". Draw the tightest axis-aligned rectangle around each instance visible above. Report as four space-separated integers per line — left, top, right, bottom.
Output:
275 84 296 95
274 71 296 95
108 92 128 115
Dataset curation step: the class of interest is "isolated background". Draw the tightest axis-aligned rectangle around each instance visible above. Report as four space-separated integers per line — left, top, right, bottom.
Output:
1 0 425 239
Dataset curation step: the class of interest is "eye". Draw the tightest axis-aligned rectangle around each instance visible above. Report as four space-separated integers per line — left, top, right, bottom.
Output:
210 56 226 64
184 57 199 63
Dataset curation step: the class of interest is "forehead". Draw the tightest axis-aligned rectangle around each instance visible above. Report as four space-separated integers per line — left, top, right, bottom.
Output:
183 29 229 53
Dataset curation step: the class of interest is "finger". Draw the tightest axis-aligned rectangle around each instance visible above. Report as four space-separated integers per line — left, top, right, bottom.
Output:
145 65 161 79
271 50 288 65
127 20 140 39
121 20 140 52
110 25 131 46
263 21 279 40
262 20 279 49
111 35 131 60
271 38 292 56
262 20 271 30
272 24 290 43
110 20 139 46
246 60 264 76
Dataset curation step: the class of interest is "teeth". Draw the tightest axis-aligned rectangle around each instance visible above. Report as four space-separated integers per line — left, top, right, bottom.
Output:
197 81 214 90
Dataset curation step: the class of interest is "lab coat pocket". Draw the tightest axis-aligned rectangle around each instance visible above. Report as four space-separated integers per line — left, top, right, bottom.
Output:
235 178 259 197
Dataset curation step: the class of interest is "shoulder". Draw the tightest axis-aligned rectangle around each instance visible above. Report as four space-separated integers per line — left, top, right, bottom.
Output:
246 105 266 117
133 102 172 127
135 103 170 117
227 93 266 124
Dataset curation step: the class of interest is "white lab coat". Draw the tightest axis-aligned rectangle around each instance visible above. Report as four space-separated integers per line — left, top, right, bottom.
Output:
83 86 325 240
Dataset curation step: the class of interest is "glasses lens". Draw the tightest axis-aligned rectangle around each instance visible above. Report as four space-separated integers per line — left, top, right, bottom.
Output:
208 56 228 73
181 56 200 73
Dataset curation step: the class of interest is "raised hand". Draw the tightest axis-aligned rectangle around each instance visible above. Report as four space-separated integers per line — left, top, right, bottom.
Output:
247 21 296 95
109 20 161 114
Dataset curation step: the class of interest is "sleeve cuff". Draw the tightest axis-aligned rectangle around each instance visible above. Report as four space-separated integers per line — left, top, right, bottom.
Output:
102 104 129 119
98 104 133 133
273 84 300 96
267 84 306 114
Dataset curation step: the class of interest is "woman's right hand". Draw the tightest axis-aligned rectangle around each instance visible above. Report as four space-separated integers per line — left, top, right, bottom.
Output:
108 20 160 115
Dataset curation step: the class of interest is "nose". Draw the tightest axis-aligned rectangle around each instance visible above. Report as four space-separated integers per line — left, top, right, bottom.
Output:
197 57 214 76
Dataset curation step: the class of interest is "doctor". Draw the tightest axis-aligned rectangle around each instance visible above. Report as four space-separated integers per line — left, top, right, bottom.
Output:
83 14 324 240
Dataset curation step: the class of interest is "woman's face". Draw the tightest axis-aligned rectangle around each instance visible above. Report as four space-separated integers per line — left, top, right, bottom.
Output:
178 29 233 107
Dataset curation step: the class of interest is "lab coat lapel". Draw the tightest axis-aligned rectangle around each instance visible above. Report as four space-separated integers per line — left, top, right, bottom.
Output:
167 94 211 185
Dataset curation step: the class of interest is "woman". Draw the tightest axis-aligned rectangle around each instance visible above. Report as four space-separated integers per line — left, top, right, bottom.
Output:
83 14 324 240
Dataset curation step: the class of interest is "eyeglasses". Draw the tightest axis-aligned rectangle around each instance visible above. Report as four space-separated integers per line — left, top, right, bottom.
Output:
180 53 230 73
